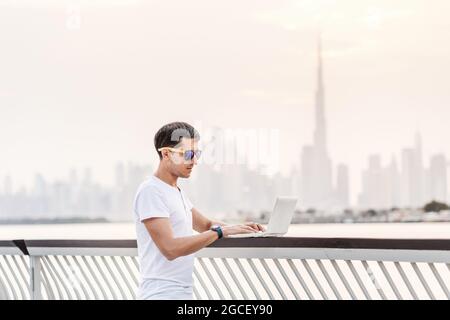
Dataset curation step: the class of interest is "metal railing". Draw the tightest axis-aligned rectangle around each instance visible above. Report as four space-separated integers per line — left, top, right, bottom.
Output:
1 237 449 300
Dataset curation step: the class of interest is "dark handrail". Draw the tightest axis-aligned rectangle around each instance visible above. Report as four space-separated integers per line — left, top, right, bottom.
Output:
1 238 449 254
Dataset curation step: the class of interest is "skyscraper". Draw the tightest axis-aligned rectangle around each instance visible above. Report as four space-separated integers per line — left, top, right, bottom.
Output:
336 164 350 208
300 36 338 210
428 154 448 203
399 133 426 208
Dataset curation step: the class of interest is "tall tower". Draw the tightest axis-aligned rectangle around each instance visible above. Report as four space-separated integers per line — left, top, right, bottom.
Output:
300 35 334 209
313 34 327 153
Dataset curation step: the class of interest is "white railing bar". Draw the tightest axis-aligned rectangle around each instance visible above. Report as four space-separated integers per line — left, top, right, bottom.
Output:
317 260 342 300
120 256 138 287
131 256 140 273
18 256 32 292
260 259 288 300
111 256 135 299
30 256 42 300
192 274 201 300
0 259 12 300
39 258 55 300
411 263 435 300
102 256 127 299
394 262 419 300
5 256 27 299
54 256 82 300
63 256 90 300
0 257 19 300
377 261 403 300
429 263 450 299
53 255 81 299
247 259 275 300
301 259 328 300
4 256 27 299
198 258 225 300
12 256 30 298
0 247 23 256
196 248 450 263
234 258 262 300
331 260 356 299
110 256 132 299
222 258 248 300
346 260 372 300
72 256 99 300
210 258 237 300
274 259 301 300
47 256 73 300
98 256 119 300
79 255 106 299
42 256 69 300
287 259 314 299
27 247 138 257
81 256 108 299
0 283 7 300
40 273 52 300
362 260 386 300
193 265 214 300
41 256 63 299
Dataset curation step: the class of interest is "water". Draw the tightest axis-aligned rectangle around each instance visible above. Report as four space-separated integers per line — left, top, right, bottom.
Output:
0 222 449 240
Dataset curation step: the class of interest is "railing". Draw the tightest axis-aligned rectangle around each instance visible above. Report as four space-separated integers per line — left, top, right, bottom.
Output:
1 238 449 300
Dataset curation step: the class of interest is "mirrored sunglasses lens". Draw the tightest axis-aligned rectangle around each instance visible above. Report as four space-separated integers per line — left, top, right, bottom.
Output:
184 150 195 160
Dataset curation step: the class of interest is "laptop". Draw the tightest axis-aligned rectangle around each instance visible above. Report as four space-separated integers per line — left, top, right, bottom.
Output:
229 197 298 238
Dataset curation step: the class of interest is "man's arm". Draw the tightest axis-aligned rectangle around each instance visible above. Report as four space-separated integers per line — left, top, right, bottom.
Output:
143 217 257 261
192 207 266 233
192 207 227 232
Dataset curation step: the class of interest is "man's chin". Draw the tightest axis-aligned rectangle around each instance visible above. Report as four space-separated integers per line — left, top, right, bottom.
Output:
181 172 191 178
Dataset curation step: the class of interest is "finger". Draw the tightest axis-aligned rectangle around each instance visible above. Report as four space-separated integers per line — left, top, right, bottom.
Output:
252 224 264 231
246 223 260 231
245 226 258 232
241 226 257 233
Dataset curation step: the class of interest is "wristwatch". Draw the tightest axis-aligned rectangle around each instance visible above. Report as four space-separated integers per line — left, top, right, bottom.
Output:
210 225 223 239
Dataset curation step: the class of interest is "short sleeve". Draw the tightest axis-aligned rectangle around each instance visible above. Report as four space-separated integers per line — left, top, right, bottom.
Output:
135 186 170 222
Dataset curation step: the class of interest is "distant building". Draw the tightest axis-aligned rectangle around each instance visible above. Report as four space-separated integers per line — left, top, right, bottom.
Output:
300 36 348 210
428 154 448 203
399 133 426 208
335 164 350 208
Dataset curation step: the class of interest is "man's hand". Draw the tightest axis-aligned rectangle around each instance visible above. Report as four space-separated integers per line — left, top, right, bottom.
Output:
221 224 259 237
244 221 266 232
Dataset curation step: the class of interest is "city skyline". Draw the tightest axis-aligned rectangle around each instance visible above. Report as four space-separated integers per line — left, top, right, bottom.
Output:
0 126 448 221
1 1 450 208
1 34 450 216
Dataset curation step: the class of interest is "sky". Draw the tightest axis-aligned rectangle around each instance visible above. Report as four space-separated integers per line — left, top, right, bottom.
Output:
0 0 450 204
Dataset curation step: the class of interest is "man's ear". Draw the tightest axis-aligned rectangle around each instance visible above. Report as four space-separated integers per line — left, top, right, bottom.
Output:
161 150 170 159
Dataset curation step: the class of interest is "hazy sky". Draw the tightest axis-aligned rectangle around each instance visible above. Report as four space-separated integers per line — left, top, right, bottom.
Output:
1 0 450 203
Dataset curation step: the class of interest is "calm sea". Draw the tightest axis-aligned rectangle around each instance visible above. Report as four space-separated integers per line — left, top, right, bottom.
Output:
0 222 449 240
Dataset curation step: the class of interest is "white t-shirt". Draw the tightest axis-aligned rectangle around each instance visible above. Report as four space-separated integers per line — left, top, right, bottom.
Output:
133 175 195 287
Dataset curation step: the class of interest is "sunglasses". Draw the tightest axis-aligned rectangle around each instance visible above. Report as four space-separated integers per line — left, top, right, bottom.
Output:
158 147 202 161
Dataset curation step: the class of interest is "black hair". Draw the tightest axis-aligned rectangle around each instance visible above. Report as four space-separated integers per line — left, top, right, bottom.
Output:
154 122 200 160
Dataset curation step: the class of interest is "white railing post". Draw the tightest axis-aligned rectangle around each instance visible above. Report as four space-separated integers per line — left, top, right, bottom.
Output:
30 256 42 300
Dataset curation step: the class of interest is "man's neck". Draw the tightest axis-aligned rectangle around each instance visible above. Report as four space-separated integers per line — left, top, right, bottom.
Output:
154 165 178 187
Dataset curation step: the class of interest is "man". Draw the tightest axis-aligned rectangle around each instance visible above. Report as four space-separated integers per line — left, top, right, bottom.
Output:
134 122 264 300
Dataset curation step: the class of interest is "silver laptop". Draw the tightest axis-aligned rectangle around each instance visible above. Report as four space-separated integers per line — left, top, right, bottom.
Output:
229 197 298 238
